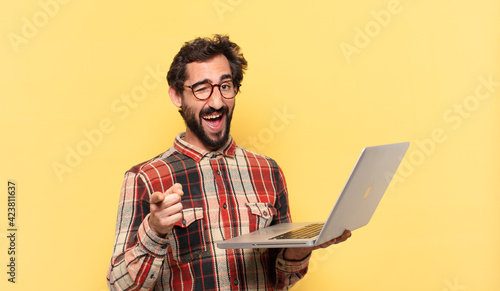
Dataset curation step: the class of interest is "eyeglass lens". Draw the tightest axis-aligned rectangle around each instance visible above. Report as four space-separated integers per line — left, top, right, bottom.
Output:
191 81 237 100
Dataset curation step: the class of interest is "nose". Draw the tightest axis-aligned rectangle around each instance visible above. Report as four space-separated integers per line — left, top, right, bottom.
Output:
206 85 224 109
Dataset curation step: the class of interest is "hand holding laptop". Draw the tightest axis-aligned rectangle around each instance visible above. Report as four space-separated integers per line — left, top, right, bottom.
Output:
284 229 352 260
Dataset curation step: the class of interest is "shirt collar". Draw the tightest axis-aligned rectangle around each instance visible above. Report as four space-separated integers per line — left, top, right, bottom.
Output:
173 133 236 162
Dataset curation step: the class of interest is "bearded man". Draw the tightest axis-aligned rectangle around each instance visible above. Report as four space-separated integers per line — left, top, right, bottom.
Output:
107 34 350 291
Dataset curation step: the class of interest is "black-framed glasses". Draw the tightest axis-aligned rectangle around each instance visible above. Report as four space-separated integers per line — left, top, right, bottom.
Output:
183 80 241 100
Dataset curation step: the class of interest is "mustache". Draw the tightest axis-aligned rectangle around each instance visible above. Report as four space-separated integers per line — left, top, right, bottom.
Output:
200 106 229 116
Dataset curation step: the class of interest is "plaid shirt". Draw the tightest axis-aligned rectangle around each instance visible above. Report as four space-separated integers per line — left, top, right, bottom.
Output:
107 133 310 290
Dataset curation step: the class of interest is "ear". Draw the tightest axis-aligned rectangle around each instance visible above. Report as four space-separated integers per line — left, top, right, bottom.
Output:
169 86 182 108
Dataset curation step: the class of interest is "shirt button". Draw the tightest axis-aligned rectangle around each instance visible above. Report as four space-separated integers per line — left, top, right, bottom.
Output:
223 203 227 209
233 279 239 285
182 219 187 225
216 170 220 175
263 211 268 216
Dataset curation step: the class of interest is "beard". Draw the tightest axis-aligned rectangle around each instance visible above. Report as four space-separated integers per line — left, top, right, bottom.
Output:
179 103 233 150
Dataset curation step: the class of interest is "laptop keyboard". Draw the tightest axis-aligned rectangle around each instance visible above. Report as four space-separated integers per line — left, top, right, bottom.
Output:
270 223 324 240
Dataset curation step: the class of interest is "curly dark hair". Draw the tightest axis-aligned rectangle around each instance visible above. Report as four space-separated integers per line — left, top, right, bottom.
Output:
166 34 248 95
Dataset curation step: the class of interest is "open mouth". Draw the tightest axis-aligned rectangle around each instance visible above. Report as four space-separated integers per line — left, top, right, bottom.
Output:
201 112 224 130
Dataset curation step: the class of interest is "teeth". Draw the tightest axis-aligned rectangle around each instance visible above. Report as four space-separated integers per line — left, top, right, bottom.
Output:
203 114 221 120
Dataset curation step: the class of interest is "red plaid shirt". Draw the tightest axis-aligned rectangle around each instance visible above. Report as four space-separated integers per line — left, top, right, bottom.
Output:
107 133 310 290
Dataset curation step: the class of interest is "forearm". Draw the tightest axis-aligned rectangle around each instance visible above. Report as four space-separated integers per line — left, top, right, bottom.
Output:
284 247 312 261
269 169 311 289
274 248 311 290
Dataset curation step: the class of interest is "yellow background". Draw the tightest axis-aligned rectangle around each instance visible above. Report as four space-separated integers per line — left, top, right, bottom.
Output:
1 0 499 290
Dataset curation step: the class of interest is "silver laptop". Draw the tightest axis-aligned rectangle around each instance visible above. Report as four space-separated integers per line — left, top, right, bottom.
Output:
217 142 410 249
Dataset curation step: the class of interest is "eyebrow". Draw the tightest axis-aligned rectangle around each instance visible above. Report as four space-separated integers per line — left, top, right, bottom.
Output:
189 74 233 88
219 74 232 82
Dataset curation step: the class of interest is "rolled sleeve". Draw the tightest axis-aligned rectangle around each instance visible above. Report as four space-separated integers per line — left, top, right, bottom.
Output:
274 249 310 290
276 248 311 273
138 213 170 257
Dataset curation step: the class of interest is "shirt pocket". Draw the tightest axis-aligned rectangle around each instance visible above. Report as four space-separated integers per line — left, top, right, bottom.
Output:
246 202 277 233
168 207 207 263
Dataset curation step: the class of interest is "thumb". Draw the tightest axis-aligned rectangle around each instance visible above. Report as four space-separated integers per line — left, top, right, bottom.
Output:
150 191 165 204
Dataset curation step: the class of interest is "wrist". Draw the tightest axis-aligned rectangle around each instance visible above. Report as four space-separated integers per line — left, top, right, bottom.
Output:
148 215 171 238
139 214 170 256
147 214 170 238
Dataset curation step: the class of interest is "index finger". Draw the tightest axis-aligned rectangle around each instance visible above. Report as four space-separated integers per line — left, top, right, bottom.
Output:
166 183 184 197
